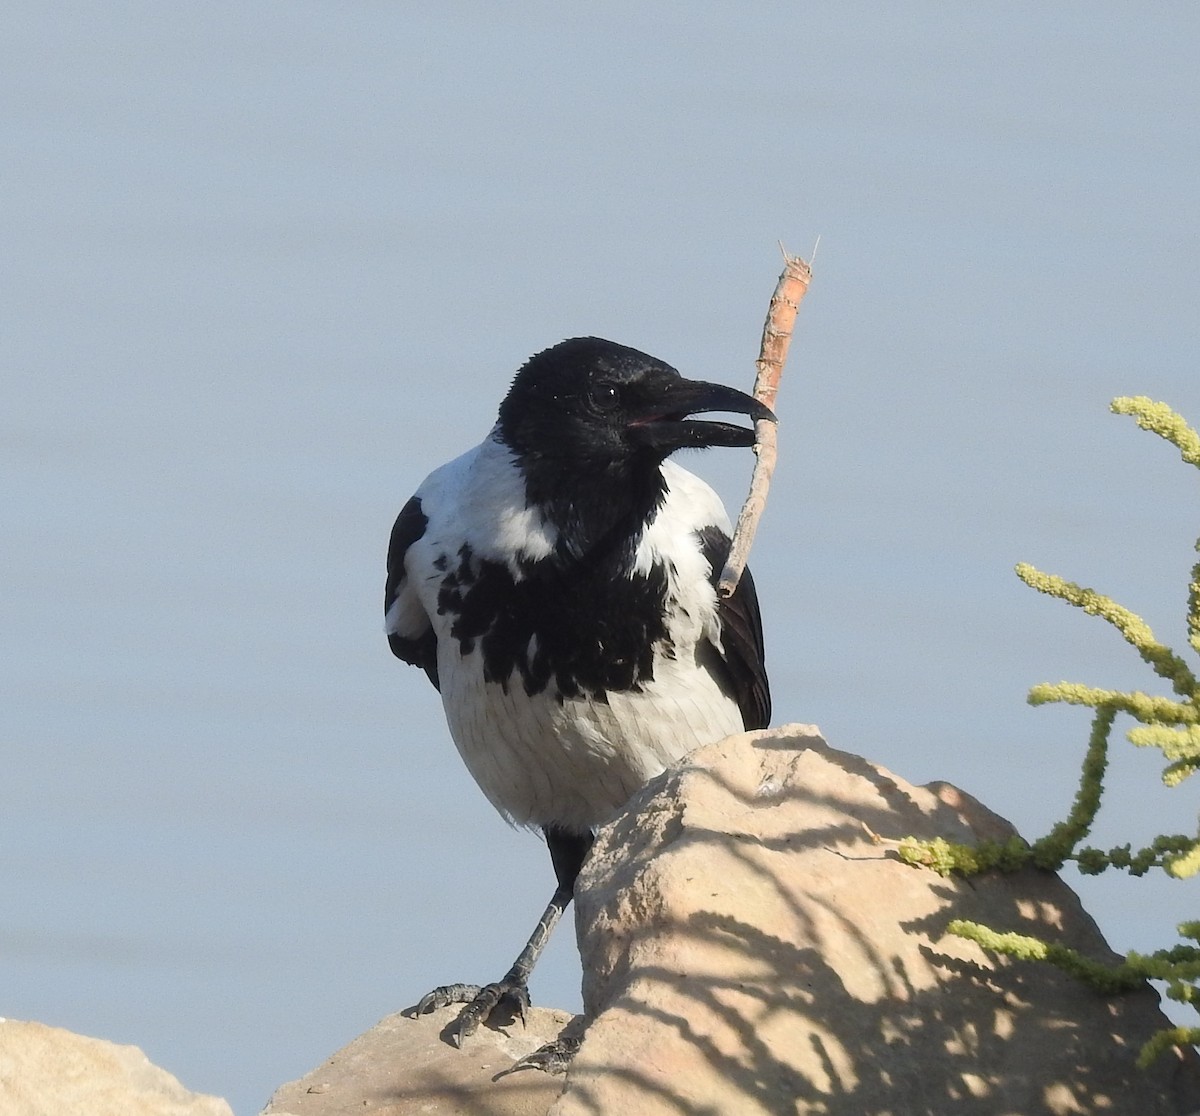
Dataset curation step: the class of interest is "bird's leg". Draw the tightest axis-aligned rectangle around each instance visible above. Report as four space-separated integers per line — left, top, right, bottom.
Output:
416 881 572 1044
502 826 595 1073
414 827 594 1050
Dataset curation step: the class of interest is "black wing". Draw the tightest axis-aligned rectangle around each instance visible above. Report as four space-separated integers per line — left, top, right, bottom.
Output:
696 526 770 730
385 495 440 690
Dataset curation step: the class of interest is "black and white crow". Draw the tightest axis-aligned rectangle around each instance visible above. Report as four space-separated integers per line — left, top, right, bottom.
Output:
385 336 773 1048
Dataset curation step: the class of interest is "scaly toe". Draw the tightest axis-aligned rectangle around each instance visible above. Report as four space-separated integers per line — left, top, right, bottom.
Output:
413 983 484 1016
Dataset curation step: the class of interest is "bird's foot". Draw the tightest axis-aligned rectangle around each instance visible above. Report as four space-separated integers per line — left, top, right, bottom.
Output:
505 1035 582 1076
413 979 531 1046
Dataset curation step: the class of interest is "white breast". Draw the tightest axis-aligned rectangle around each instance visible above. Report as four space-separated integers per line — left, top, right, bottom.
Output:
439 642 744 831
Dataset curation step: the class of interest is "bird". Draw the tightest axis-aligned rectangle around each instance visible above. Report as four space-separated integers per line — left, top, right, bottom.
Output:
385 335 773 1055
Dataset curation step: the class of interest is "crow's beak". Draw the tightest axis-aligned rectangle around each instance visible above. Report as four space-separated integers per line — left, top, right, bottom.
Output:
629 378 776 452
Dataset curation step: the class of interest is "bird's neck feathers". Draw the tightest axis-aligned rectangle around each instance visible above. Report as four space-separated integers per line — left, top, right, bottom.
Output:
502 434 669 565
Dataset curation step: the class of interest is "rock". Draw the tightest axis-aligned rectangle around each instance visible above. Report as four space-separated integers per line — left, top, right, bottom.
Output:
260 1004 576 1116
554 724 1200 1115
0 1018 233 1116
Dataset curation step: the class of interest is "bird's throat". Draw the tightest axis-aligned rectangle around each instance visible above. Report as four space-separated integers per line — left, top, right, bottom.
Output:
533 459 668 567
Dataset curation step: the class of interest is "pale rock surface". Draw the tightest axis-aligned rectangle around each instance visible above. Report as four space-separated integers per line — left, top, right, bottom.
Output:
260 1004 575 1116
0 1018 233 1116
555 725 1200 1115
262 724 1200 1115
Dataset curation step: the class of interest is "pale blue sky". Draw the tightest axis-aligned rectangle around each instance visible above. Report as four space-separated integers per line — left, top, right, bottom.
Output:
3 5 1199 1111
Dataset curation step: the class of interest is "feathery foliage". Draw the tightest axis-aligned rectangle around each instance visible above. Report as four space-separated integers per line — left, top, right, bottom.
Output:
898 397 1200 1066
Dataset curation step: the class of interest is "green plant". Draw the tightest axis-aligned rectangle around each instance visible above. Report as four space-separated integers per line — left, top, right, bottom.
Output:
898 396 1200 1066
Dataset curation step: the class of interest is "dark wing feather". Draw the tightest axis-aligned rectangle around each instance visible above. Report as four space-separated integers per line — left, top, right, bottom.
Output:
696 526 770 730
385 496 440 690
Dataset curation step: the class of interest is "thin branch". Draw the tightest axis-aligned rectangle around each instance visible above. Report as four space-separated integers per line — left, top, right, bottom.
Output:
718 251 812 598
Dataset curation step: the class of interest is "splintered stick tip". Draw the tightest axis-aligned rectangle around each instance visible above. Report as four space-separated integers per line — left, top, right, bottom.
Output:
717 251 811 598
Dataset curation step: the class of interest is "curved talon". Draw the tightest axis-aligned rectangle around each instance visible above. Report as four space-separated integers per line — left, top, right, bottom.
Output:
507 983 531 1027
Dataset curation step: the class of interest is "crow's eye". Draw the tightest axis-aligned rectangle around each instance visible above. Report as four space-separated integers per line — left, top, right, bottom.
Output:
589 383 621 412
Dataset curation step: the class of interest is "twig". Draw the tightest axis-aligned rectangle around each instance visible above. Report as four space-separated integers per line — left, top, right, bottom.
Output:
717 250 812 597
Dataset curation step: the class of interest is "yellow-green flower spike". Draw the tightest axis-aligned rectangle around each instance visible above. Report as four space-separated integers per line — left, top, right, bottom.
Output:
1137 1027 1200 1069
1166 843 1200 879
1015 564 1197 696
1028 682 1196 725
1111 397 1200 469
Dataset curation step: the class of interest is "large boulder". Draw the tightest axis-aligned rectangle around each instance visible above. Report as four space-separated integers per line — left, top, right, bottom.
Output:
555 724 1200 1114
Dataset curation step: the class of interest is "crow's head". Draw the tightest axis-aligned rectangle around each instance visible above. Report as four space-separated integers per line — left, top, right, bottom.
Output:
496 336 775 553
497 337 775 475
